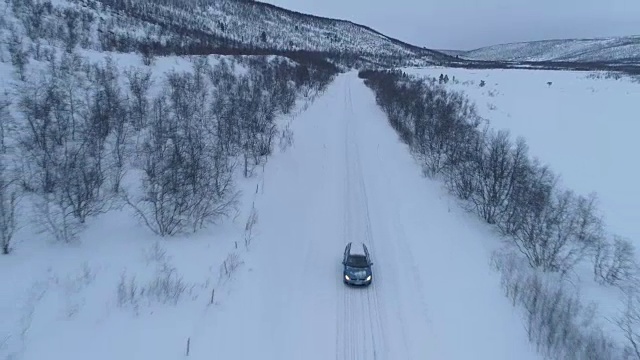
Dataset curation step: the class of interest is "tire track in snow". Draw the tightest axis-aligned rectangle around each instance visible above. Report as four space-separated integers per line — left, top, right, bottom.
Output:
335 76 347 360
352 79 387 360
345 76 358 360
376 136 434 332
337 74 357 360
346 79 364 360
345 76 388 360
363 77 445 358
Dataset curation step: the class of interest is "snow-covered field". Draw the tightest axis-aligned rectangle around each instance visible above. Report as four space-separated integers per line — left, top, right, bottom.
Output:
1 69 544 359
405 67 640 245
402 66 640 348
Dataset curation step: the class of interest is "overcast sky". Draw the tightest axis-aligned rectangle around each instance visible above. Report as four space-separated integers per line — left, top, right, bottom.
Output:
260 0 640 50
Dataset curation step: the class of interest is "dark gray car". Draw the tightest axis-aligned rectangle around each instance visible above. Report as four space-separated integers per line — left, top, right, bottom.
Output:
342 242 373 286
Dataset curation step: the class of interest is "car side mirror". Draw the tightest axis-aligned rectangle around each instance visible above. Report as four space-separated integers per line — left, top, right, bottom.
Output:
369 262 374 266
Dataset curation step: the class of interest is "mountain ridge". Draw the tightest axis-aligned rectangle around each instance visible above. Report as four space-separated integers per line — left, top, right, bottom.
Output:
460 35 640 63
29 0 454 68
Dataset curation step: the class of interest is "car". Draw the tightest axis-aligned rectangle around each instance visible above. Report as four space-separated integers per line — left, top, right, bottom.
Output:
342 242 373 286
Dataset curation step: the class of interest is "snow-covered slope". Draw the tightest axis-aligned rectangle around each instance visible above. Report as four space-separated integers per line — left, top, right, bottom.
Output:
5 0 449 68
462 36 640 63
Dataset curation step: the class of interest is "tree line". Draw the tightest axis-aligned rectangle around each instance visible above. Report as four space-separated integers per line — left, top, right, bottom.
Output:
358 68 638 359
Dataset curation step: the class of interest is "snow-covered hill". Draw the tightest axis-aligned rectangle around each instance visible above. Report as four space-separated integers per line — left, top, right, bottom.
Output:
462 36 640 63
4 0 450 68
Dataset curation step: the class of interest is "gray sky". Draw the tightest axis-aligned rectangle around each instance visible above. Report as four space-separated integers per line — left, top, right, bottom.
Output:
260 0 640 50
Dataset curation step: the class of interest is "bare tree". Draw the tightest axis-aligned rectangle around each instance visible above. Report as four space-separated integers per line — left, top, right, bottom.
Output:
491 248 620 359
125 68 238 236
0 96 18 254
511 186 597 274
0 94 12 154
469 130 529 225
618 290 640 359
496 140 537 237
55 54 110 223
17 70 59 194
126 92 186 236
124 67 152 132
241 78 277 176
17 53 111 244
593 236 637 286
92 57 127 194
36 191 83 243
7 28 29 81
420 85 480 177
442 126 484 201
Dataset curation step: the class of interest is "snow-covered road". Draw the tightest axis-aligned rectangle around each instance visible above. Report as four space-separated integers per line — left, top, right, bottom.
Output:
190 72 540 359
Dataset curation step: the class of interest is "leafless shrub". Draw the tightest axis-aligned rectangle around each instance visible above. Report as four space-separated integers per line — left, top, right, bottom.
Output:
117 265 189 310
124 67 152 132
0 122 18 253
507 189 602 275
34 193 84 244
16 54 117 242
617 289 640 359
279 122 294 152
125 67 238 236
244 203 258 249
7 27 28 80
145 260 188 306
60 262 95 317
593 236 637 287
219 252 243 282
63 261 95 293
117 271 140 311
144 241 168 265
491 249 620 359
117 243 191 311
1 334 9 353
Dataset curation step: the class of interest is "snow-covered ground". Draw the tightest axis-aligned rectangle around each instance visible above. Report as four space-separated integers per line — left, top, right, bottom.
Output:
405 67 640 245
1 70 544 359
402 66 640 348
185 72 541 360
0 51 274 359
